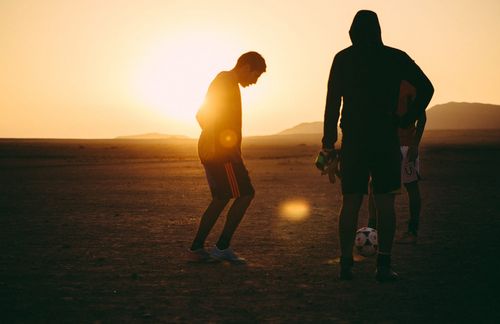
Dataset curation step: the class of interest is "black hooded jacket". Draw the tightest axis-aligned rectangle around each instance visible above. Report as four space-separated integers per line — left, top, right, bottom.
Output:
322 10 434 149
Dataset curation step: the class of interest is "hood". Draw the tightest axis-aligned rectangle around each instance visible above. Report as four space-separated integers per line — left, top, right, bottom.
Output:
349 10 383 46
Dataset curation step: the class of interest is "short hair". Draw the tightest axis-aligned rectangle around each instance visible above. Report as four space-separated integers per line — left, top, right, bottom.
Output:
235 51 266 72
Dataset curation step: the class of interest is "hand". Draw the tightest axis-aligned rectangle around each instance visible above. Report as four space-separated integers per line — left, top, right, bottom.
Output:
315 148 337 171
408 145 419 162
324 148 337 160
327 155 341 184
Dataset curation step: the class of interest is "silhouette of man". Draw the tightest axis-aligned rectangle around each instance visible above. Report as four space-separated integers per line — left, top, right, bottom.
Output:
367 86 427 245
189 52 266 264
321 10 433 281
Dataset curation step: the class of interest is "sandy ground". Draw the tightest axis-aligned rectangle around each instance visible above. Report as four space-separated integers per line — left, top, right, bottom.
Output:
1 131 499 323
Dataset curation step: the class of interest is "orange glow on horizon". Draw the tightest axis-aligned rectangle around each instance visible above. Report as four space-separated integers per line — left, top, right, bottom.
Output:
1 1 499 138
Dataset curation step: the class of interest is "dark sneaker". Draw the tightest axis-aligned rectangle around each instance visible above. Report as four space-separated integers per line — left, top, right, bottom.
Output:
210 247 247 264
187 248 212 263
375 267 399 282
395 232 417 245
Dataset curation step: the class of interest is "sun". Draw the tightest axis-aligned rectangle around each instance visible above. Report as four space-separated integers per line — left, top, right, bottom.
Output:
133 31 241 124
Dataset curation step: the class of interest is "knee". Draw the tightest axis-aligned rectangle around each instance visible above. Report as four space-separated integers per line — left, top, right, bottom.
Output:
405 182 420 194
341 194 363 211
234 192 254 205
212 197 230 206
239 192 255 202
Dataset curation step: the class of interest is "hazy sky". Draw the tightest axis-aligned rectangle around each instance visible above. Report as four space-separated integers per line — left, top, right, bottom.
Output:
1 0 499 138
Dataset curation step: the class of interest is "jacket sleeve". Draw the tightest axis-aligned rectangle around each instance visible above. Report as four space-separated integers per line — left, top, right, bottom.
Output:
322 54 342 149
399 54 434 128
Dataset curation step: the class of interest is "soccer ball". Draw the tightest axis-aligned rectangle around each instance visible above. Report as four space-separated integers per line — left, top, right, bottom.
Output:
354 227 378 257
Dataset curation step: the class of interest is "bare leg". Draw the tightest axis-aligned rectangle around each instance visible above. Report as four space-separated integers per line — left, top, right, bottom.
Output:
373 193 399 281
191 198 229 250
367 183 377 229
404 181 421 235
216 194 254 250
339 194 364 258
373 193 396 254
338 194 363 279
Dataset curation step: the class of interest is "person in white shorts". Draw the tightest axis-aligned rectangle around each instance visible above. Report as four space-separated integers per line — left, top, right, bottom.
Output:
368 80 427 244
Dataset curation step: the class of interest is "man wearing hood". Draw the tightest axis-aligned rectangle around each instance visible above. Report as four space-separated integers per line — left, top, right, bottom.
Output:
321 10 434 281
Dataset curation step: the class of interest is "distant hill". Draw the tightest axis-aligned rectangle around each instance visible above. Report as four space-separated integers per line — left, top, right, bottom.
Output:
278 122 323 135
425 102 500 130
276 102 500 135
115 133 189 140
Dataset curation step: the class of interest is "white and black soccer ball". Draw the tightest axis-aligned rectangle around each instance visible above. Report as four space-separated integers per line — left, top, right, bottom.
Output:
354 227 378 257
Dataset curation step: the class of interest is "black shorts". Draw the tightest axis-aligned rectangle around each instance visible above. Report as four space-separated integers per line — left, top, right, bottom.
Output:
203 161 255 199
340 144 401 195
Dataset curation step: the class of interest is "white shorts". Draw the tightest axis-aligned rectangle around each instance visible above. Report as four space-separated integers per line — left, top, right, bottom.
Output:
401 146 420 184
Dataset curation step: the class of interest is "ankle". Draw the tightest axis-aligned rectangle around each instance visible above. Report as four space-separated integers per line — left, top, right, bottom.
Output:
215 243 229 250
190 243 204 251
340 256 354 268
376 253 391 268
339 258 354 280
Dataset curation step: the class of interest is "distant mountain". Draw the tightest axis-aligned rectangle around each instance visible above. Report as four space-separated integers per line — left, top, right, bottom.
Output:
276 102 500 135
277 122 323 135
115 133 189 140
425 102 500 130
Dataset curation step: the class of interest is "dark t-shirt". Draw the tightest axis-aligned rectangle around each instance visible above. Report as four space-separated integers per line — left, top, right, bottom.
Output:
322 45 433 149
197 71 243 163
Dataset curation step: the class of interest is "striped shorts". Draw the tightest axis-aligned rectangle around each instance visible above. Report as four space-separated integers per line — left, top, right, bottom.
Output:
203 161 255 199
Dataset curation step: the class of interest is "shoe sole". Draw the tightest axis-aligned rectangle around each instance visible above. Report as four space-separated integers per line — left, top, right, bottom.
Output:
375 274 399 282
376 277 398 282
210 255 247 265
187 257 219 264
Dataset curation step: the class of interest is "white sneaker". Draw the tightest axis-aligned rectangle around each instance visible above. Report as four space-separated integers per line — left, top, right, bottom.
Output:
210 247 247 264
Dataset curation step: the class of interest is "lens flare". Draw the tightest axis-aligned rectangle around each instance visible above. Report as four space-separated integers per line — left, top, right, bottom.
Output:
279 199 310 222
219 129 237 148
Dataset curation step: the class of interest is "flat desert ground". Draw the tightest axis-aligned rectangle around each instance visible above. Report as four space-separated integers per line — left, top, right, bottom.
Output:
1 130 499 323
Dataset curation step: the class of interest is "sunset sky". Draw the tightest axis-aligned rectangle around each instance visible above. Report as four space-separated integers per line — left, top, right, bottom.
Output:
1 0 499 138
